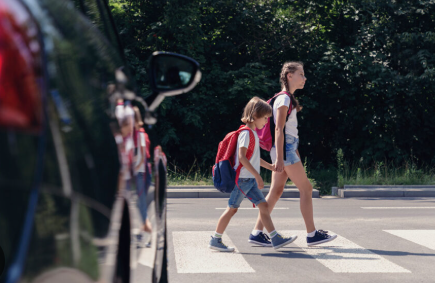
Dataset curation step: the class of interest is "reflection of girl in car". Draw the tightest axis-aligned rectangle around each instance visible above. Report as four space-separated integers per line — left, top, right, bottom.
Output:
133 107 147 220
154 145 167 168
115 99 135 191
133 107 152 241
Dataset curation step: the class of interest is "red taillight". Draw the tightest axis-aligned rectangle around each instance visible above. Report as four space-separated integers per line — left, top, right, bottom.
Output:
0 0 43 132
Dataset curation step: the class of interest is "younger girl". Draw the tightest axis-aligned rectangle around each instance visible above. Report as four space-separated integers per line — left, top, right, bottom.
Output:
209 97 297 252
249 62 337 247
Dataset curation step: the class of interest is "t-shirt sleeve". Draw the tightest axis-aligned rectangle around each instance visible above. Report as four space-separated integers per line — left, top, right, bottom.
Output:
275 95 291 110
237 130 250 149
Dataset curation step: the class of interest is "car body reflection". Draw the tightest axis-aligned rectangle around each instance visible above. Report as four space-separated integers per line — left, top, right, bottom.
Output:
0 0 200 282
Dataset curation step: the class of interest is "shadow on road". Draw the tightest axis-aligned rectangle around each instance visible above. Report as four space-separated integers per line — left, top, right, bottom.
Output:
241 246 435 260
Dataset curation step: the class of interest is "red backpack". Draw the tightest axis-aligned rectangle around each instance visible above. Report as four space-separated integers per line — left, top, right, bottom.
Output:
212 125 255 193
256 91 292 153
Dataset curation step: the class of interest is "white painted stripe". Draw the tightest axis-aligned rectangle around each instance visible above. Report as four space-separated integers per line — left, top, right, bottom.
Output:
362 207 435 209
282 230 410 273
172 231 255 273
215 207 289 210
384 230 435 251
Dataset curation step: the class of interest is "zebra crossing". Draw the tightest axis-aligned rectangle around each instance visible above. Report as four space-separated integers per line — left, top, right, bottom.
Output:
172 229 435 274
173 231 254 273
384 230 435 251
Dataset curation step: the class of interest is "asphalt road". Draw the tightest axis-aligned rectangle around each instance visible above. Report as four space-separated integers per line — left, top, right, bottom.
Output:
166 197 435 283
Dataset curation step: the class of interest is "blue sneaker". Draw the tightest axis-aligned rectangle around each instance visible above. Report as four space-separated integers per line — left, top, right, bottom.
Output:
248 232 272 247
209 236 235 252
307 230 337 246
271 233 298 250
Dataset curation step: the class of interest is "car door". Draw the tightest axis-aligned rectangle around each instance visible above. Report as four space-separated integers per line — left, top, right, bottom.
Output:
0 0 132 282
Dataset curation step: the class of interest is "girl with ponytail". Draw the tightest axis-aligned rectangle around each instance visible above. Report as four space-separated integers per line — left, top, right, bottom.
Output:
248 62 338 247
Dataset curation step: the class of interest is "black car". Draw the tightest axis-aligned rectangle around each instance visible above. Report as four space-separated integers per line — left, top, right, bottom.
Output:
0 0 201 282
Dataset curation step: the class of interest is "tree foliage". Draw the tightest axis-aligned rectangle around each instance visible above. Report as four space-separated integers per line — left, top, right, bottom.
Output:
109 0 435 170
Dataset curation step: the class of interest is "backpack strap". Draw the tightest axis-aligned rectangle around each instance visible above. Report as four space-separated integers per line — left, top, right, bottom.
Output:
234 126 256 207
270 92 293 160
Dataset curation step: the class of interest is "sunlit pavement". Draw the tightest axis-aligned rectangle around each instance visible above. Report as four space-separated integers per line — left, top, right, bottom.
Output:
166 197 435 283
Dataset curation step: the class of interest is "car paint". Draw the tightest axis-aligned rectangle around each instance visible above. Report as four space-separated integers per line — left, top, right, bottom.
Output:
0 0 170 282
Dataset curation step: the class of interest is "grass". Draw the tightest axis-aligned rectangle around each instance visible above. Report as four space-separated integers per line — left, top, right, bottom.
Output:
167 159 213 186
167 155 435 196
307 166 337 195
337 160 435 188
167 158 318 190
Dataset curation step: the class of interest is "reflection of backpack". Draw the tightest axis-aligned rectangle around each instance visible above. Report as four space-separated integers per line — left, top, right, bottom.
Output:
256 91 292 156
212 126 255 193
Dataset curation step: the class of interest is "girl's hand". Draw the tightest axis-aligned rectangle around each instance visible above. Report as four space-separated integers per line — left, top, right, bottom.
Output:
275 159 284 173
271 164 276 172
255 175 264 189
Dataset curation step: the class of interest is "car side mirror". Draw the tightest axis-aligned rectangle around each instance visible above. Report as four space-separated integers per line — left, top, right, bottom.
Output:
146 52 201 113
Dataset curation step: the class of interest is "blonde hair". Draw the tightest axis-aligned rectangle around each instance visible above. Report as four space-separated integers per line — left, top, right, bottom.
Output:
280 61 303 112
241 97 272 123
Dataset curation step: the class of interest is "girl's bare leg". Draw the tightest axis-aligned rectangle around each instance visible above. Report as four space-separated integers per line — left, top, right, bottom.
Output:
215 207 238 234
256 202 275 232
253 171 288 231
284 161 315 233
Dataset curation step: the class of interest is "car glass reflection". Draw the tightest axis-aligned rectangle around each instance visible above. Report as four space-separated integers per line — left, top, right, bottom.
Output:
154 56 194 89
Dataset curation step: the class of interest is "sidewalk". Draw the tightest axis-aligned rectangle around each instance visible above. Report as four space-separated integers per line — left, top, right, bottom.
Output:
333 185 435 198
167 185 320 198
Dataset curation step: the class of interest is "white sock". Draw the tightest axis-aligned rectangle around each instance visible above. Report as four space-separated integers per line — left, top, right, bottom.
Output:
213 232 223 238
307 230 316 237
269 230 278 238
252 229 262 236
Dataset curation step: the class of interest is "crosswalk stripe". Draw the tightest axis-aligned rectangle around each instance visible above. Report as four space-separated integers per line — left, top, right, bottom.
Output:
384 230 435 251
215 207 289 210
172 231 255 273
362 207 435 209
281 230 411 273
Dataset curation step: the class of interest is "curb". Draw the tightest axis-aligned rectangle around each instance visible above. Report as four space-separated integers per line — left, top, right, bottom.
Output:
334 185 435 198
167 185 320 198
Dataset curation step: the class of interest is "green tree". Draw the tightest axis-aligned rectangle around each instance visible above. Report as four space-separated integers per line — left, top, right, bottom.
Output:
109 0 435 171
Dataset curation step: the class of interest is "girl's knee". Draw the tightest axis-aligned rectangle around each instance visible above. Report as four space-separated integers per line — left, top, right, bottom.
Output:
274 187 285 197
269 186 284 199
257 202 269 211
299 183 313 196
228 207 238 215
305 183 313 192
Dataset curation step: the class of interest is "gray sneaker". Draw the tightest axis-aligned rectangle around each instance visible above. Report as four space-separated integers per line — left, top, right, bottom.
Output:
271 233 298 250
209 236 235 252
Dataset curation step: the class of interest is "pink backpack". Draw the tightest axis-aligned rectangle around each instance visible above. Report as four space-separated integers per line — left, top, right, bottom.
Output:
256 91 292 151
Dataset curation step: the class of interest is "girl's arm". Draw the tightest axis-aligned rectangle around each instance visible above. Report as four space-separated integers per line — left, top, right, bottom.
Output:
275 106 288 172
238 147 264 189
135 145 145 172
260 158 275 171
135 133 146 172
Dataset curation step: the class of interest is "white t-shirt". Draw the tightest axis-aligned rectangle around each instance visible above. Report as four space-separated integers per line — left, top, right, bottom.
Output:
272 94 298 138
115 104 135 180
233 130 260 178
123 136 134 180
135 132 146 173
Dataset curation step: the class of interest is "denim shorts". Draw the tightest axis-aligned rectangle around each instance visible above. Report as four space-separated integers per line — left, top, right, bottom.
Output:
228 178 266 208
136 172 147 221
270 135 300 167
